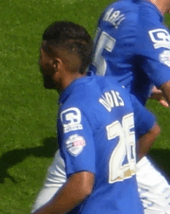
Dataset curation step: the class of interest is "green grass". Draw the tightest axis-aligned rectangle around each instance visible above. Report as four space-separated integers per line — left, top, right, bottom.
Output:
0 0 170 213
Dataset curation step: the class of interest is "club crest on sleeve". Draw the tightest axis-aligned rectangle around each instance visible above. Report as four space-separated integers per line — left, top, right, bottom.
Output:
60 107 83 133
65 134 86 156
159 50 170 67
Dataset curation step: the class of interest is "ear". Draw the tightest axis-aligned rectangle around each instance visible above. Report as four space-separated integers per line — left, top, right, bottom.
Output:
52 58 63 71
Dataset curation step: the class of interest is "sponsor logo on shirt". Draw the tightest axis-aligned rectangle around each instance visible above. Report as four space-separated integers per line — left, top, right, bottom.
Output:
159 50 170 67
65 134 86 156
148 29 170 49
60 107 83 133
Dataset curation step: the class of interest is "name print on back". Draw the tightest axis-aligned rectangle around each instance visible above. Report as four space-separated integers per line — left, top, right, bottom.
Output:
99 90 124 112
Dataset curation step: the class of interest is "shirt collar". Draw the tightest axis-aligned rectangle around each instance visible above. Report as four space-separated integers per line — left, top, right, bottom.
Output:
59 71 93 104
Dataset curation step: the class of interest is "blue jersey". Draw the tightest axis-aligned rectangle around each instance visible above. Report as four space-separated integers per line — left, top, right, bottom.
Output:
90 0 170 105
57 73 155 214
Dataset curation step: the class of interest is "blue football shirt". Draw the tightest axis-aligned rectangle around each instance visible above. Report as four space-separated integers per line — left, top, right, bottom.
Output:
90 0 170 105
57 73 155 214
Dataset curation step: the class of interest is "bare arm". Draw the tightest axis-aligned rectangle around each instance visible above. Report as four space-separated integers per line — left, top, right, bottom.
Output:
160 81 170 107
137 123 160 161
150 86 169 107
32 171 94 214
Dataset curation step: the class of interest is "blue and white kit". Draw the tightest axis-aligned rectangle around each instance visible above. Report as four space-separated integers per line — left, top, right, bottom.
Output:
90 0 170 105
89 0 170 213
32 1 170 213
32 73 155 213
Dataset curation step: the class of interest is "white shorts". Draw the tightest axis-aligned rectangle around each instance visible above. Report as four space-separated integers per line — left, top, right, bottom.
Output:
31 152 170 214
31 150 66 213
136 156 170 214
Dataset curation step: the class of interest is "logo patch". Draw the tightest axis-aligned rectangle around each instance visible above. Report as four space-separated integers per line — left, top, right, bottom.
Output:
159 50 170 67
148 29 170 49
60 108 83 133
65 135 86 156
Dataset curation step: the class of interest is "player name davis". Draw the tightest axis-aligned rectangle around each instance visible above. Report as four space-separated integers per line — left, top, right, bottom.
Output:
99 90 124 112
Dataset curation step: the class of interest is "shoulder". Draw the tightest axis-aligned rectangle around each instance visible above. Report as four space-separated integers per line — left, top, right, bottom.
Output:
136 1 165 31
58 101 102 134
99 0 139 44
101 0 138 26
59 94 88 123
58 80 99 128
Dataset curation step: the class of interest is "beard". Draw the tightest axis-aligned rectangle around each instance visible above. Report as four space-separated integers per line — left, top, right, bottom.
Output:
43 75 56 89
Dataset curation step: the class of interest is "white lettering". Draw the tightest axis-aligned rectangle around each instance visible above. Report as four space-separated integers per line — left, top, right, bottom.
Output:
103 8 125 29
149 29 170 49
99 95 112 112
99 90 125 111
116 92 125 106
111 90 119 107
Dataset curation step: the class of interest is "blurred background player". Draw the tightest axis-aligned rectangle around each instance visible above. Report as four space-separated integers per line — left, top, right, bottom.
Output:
31 21 160 214
89 0 170 213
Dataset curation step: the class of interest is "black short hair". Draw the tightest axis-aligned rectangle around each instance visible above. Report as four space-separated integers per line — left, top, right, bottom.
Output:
42 21 93 74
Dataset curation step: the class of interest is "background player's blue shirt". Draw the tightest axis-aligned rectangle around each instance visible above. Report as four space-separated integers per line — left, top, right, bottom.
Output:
57 73 155 214
90 0 170 105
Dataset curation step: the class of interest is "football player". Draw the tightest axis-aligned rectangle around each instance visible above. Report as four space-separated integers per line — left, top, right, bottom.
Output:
31 21 160 214
89 0 170 213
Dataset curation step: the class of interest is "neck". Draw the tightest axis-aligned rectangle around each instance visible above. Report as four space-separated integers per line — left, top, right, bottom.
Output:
149 0 169 14
58 71 86 94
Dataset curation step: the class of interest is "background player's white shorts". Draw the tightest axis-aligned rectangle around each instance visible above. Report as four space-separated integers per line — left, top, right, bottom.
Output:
31 151 170 214
136 156 170 214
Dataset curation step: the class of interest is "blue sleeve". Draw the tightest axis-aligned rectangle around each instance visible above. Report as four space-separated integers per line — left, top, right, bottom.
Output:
135 18 170 87
130 94 156 139
58 107 95 178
